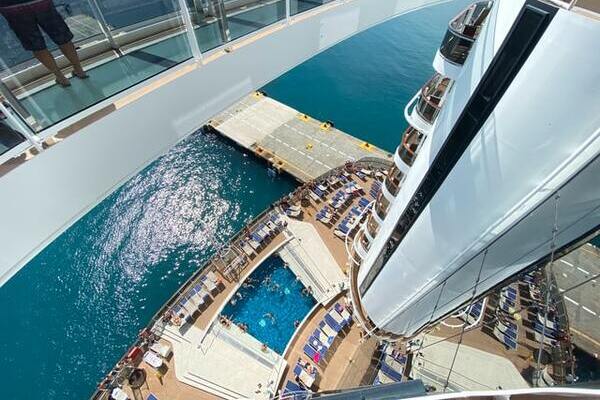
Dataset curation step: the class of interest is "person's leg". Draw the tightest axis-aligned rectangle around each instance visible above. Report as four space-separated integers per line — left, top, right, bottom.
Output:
32 49 70 86
58 42 87 78
2 9 70 86
38 4 87 79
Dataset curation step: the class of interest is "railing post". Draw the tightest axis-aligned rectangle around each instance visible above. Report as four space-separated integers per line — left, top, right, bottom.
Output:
0 101 43 152
86 0 121 53
177 0 204 62
0 81 43 131
213 0 231 43
286 0 291 24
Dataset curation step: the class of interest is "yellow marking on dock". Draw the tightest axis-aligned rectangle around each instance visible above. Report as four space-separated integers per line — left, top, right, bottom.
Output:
320 122 332 131
212 94 391 182
360 142 374 152
298 113 310 122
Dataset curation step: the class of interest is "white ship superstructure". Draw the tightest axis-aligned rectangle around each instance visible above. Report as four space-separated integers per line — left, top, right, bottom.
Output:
350 0 600 339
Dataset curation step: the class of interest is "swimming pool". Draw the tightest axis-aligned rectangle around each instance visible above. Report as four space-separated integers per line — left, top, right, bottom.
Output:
221 254 316 354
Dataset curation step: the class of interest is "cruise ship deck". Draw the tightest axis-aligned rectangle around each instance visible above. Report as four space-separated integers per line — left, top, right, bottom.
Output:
100 165 388 400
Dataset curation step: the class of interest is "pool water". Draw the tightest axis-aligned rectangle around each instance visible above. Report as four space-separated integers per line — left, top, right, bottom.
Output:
222 255 316 354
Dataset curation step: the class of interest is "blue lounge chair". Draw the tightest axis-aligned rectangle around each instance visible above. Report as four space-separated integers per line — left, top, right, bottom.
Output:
313 328 334 347
522 274 536 284
334 303 352 324
380 363 402 382
504 327 518 340
303 343 322 364
505 286 517 295
318 320 337 340
504 335 518 350
308 336 328 357
358 198 370 207
324 313 343 333
284 381 308 399
355 171 366 180
502 290 517 301
337 224 349 234
533 321 557 338
147 394 159 400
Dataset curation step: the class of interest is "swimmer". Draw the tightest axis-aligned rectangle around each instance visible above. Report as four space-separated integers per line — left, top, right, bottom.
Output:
263 312 276 324
294 320 300 328
236 292 243 299
230 298 237 306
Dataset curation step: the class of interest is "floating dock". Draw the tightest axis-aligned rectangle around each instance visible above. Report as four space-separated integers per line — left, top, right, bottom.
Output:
208 92 392 182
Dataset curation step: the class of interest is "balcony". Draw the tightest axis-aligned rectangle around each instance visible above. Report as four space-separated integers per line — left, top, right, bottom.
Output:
365 214 380 241
404 73 451 134
384 164 404 198
0 0 336 160
397 127 424 167
415 73 452 124
441 1 492 64
353 229 370 259
433 1 492 78
374 191 391 221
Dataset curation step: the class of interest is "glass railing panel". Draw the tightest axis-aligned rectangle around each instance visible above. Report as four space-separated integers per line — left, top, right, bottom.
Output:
375 193 390 220
439 29 473 66
0 0 193 131
226 0 285 41
398 146 415 167
0 115 26 156
290 0 332 16
97 0 179 30
367 215 379 238
416 95 440 123
385 177 399 197
186 0 226 52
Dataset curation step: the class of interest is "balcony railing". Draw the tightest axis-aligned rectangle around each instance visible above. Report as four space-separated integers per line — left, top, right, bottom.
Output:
439 1 492 65
415 73 452 124
384 164 403 197
366 214 380 240
374 191 390 221
0 0 335 160
398 126 424 167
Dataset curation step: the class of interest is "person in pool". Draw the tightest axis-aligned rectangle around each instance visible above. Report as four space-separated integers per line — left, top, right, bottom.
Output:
263 312 276 324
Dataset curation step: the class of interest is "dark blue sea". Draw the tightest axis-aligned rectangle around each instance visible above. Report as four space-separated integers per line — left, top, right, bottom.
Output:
0 2 475 399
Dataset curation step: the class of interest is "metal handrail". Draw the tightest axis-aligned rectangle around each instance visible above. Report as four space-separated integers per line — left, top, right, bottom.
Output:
1 0 349 156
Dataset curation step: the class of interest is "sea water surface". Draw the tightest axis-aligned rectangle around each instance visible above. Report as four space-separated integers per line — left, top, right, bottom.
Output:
0 2 472 399
264 0 471 153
